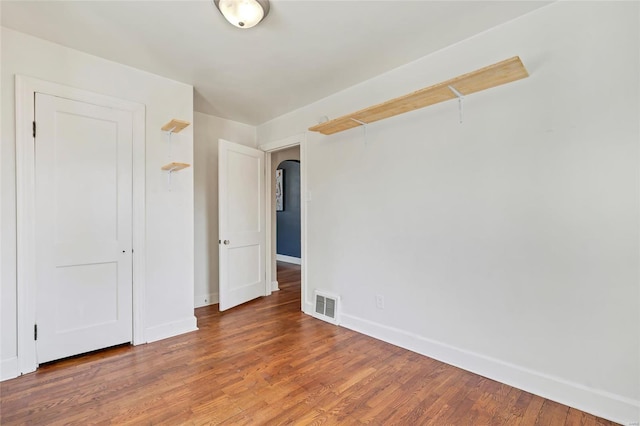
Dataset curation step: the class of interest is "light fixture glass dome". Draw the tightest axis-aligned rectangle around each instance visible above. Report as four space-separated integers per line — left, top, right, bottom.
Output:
214 0 270 29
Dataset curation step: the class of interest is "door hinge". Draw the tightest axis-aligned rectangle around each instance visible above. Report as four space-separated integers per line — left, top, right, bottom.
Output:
32 121 36 138
34 324 38 341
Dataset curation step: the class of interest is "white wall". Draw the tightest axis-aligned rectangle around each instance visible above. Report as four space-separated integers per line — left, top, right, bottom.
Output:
193 111 256 308
257 2 639 424
1 27 196 378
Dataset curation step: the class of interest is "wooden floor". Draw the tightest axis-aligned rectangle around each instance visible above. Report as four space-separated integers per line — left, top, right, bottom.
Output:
1 262 617 425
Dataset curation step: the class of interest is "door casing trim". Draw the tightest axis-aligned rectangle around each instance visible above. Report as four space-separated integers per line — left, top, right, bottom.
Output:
15 75 146 375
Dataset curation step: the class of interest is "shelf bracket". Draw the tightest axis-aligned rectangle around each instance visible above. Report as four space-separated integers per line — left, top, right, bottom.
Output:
351 118 369 145
448 85 465 124
166 167 175 192
165 166 182 192
164 130 174 160
161 163 190 192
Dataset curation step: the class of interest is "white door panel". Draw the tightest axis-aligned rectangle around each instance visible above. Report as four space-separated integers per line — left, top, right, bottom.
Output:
35 93 133 363
219 139 266 311
54 263 119 332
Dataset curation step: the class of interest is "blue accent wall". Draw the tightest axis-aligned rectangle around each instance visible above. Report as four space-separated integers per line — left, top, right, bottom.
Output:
276 160 301 258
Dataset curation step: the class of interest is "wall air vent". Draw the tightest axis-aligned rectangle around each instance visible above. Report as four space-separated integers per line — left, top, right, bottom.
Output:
313 291 339 325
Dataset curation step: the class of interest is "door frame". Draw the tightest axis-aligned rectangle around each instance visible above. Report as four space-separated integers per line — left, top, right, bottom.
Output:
259 133 307 313
15 76 146 375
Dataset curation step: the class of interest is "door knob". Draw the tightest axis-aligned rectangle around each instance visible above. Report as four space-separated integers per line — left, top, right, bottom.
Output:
223 240 230 245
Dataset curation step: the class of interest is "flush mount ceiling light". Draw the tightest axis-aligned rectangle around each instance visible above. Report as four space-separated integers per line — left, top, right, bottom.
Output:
214 0 270 29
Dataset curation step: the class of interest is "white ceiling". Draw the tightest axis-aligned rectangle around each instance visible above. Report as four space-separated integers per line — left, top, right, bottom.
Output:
1 1 550 125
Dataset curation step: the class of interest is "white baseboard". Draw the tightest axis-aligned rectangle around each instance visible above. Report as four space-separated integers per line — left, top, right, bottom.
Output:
194 292 219 308
145 316 198 343
276 254 301 265
1 357 19 381
338 313 638 425
271 280 279 291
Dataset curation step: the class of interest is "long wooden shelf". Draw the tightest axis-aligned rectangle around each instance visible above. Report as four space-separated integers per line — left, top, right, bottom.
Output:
309 56 529 135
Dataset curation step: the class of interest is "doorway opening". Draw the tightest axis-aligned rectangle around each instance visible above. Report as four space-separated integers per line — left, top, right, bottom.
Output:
275 160 301 265
268 145 302 308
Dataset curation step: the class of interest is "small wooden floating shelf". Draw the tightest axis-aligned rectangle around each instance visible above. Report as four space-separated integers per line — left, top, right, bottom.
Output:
161 162 190 172
309 56 529 135
161 119 191 133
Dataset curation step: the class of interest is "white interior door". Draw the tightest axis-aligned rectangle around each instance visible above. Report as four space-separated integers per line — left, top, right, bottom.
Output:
35 93 133 364
218 139 266 311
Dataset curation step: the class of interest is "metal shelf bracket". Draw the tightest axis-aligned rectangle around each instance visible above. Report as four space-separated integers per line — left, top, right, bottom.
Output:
448 85 465 124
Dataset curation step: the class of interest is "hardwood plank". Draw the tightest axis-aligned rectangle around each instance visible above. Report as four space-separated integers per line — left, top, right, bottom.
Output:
436 376 490 424
535 399 571 425
0 262 619 425
499 389 536 425
566 407 598 426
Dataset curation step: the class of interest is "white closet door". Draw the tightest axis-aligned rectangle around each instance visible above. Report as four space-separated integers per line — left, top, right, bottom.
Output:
35 93 133 363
